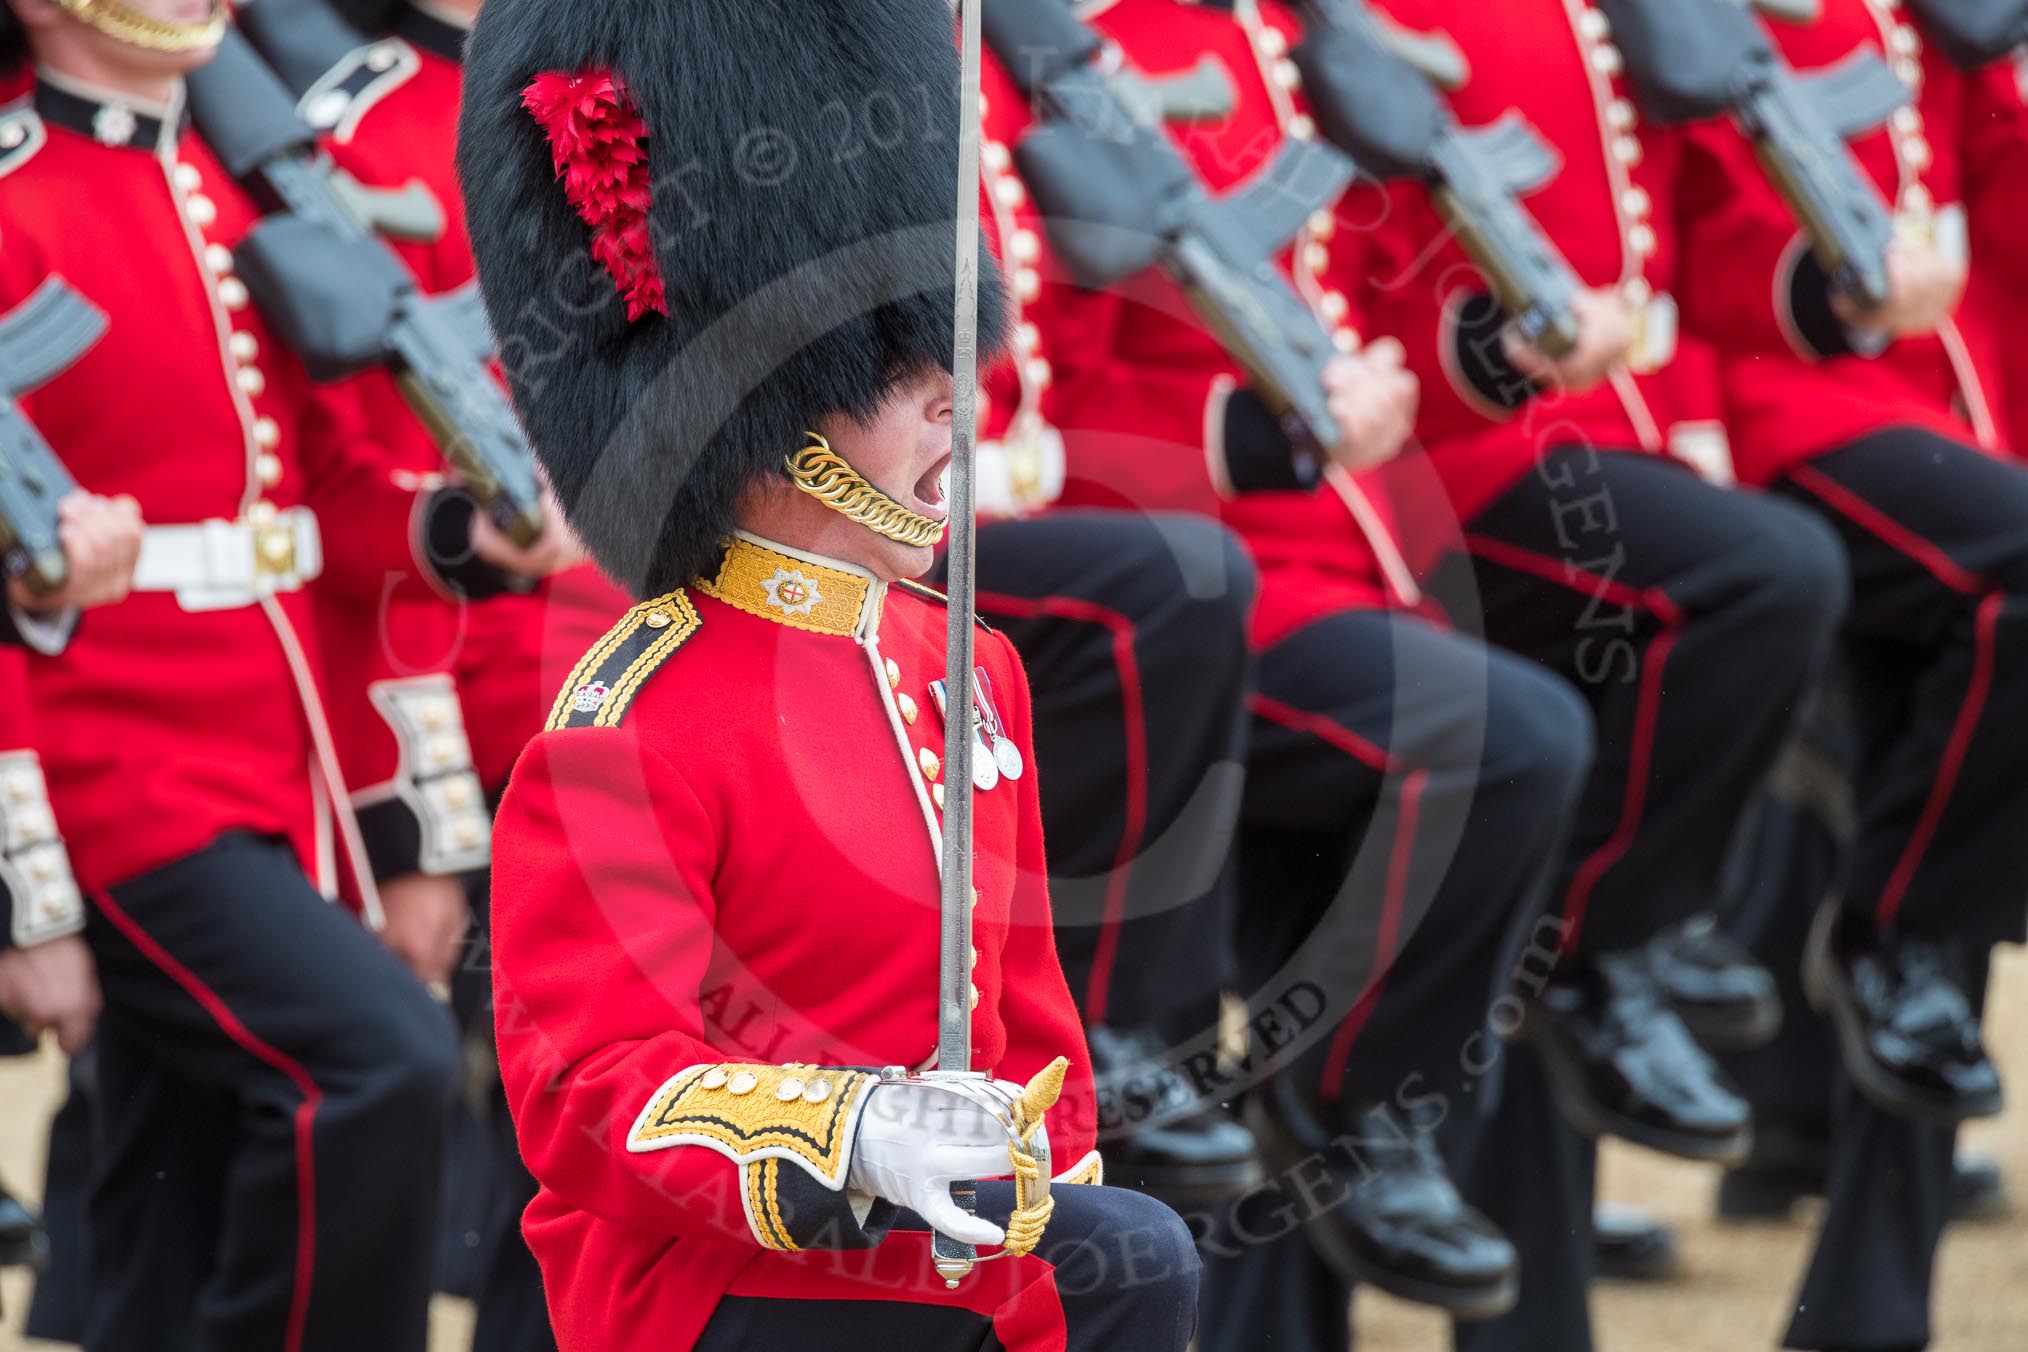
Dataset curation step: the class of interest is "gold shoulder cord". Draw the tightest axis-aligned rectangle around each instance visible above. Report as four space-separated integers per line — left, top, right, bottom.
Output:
785 434 948 550
53 0 227 52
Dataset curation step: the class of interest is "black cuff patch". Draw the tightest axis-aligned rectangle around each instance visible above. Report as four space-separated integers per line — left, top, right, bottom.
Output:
355 796 425 882
761 1162 898 1252
1223 387 1322 494
1451 292 1538 413
421 487 532 601
1782 247 1873 360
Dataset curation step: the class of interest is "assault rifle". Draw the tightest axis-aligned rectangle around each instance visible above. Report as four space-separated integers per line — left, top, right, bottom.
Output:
0 280 99 597
1292 0 1584 356
186 28 546 545
1597 0 1910 311
983 0 1357 451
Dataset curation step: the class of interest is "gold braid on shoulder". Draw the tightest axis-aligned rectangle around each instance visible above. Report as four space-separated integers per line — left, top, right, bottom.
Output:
785 434 947 549
53 0 226 51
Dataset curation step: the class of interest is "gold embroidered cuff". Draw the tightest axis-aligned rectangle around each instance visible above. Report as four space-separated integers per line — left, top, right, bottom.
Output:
627 1064 879 1183
627 1063 884 1251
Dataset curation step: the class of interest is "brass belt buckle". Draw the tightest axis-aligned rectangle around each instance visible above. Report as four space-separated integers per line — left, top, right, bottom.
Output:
247 504 297 586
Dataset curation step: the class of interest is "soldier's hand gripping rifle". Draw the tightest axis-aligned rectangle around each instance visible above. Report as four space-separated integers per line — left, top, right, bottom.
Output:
1900 0 2028 69
1595 0 1911 312
185 28 547 546
1291 0 1585 357
0 280 99 597
983 0 1358 456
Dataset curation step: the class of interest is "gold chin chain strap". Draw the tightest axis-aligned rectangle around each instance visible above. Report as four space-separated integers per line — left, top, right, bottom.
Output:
52 0 226 53
785 433 948 550
998 1056 1069 1259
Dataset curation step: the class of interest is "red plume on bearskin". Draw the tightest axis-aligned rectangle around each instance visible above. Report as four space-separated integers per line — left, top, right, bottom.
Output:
521 70 667 322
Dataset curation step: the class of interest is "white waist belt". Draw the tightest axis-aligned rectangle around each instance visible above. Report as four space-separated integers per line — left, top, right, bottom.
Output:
132 508 325 612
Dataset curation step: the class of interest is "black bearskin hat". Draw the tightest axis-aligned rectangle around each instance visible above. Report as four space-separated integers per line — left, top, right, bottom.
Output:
323 0 407 36
1 12 22 72
458 0 1007 598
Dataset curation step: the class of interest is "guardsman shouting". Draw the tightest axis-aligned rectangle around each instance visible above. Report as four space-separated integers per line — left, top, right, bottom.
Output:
461 2 1199 1349
0 0 555 1345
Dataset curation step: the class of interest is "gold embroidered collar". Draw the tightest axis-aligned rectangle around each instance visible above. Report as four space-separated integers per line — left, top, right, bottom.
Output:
695 533 887 641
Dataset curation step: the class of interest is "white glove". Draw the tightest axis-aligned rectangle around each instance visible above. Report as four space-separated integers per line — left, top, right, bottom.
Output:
847 1080 1034 1248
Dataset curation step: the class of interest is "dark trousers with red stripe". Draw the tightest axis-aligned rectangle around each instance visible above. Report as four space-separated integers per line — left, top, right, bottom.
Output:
693 1181 1199 1351
82 832 460 1352
1197 608 1592 1352
1775 428 2028 952
1764 428 2028 1351
1429 448 1848 958
970 511 1255 1030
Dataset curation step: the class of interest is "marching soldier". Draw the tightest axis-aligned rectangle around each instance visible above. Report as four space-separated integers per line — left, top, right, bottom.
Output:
1682 3 2028 1348
1000 0 1593 1329
0 0 560 1344
461 0 1198 1347
1281 0 1852 1345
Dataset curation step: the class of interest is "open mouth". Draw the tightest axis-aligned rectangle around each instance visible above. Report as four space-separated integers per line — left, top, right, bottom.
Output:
909 454 953 522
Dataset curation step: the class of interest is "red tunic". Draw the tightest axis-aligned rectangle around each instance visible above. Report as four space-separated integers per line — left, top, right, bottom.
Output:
315 28 630 798
491 534 1097 1352
0 77 446 895
1679 0 2006 480
1342 0 1750 554
1015 0 1410 648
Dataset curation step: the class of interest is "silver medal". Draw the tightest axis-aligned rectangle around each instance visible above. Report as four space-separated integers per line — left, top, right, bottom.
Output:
972 729 1001 791
993 736 1024 781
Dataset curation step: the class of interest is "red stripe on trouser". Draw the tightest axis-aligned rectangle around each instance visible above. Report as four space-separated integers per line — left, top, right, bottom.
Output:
1462 535 1683 951
1320 770 1428 1101
721 1232 1070 1350
1786 463 2001 929
977 590 1147 1026
92 889 323 1352
1874 590 2004 928
1248 694 1394 772
1787 464 1984 596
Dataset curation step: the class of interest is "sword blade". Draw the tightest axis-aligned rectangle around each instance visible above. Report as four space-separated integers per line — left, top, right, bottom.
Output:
931 0 985 1285
939 0 983 1080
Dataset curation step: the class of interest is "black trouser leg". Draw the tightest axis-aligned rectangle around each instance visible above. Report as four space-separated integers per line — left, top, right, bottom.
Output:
1775 429 2028 950
1448 1045 1598 1352
1781 953 1990 1352
472 1076 558 1352
972 511 1256 1029
1199 611 1590 1347
1722 686 1855 1134
1194 1186 1352 1352
1433 449 1848 956
694 1183 1200 1352
1237 609 1592 1113
83 833 459 1352
23 1045 97 1342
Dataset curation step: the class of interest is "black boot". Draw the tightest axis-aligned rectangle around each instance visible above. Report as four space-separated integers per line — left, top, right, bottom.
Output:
1804 906 2003 1124
1087 1024 1263 1203
1247 1083 1519 1321
1648 915 1781 1051
0 1177 47 1271
1592 1202 1679 1282
1522 951 1753 1163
